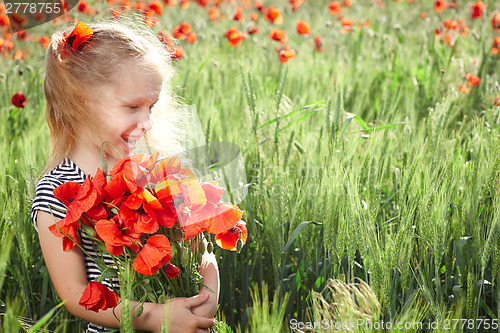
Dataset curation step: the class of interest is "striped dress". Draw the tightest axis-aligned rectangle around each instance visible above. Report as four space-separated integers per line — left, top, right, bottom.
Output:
31 158 119 333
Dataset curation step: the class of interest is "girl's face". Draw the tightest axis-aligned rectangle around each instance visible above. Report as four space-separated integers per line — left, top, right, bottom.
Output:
80 63 163 166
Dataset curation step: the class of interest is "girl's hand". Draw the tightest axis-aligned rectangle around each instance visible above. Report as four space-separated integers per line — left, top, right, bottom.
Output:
157 293 214 333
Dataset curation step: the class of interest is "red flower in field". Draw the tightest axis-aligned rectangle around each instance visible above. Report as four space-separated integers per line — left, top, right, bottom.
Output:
343 0 352 7
224 27 247 46
249 11 259 21
315 36 323 52
173 22 192 40
0 14 10 27
208 6 220 20
254 1 265 14
179 0 189 9
247 25 260 35
492 13 500 32
233 6 244 21
197 0 208 7
163 0 177 6
421 12 427 19
265 6 283 25
459 84 470 94
165 263 180 279
494 96 500 107
13 49 23 61
434 0 447 13
290 0 304 11
296 20 311 37
470 1 485 19
328 1 342 16
269 29 288 43
466 73 480 87
215 220 248 251
111 8 122 18
16 30 28 41
11 91 27 108
186 32 197 43
79 281 119 313
492 36 500 55
277 46 296 64
77 1 92 14
340 17 354 33
94 217 142 256
133 234 172 275
148 0 164 15
39 35 51 49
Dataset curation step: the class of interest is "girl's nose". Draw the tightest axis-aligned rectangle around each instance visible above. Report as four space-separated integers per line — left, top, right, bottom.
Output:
139 111 153 132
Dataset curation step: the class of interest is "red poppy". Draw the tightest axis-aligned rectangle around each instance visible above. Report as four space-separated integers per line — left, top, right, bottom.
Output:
492 36 500 55
277 47 297 64
179 0 189 9
94 217 142 256
328 1 342 16
343 0 352 7
290 0 304 11
208 6 220 20
466 73 481 87
79 281 119 313
186 32 197 43
224 27 247 46
173 22 192 40
249 12 259 21
269 29 288 44
315 36 323 52
163 0 177 6
265 6 283 25
165 263 181 279
340 17 354 33
207 202 243 235
215 220 248 251
179 181 225 240
196 0 208 7
11 91 27 108
492 13 500 32
254 1 265 13
61 21 93 59
148 0 163 15
233 6 244 21
133 234 172 275
39 35 51 48
296 20 311 37
15 30 28 41
434 0 447 13
459 85 470 94
78 1 92 14
470 1 485 19
143 11 159 27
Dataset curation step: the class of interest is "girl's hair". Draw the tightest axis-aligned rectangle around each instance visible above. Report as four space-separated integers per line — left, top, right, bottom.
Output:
43 11 188 173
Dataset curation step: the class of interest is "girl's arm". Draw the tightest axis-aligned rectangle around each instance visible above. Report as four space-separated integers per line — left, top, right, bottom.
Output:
37 211 214 333
191 239 220 318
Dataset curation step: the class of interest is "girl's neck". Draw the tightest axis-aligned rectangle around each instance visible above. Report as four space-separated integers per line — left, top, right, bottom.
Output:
69 143 119 177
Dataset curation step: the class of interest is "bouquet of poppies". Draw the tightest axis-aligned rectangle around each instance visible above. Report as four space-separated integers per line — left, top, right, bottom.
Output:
48 151 248 314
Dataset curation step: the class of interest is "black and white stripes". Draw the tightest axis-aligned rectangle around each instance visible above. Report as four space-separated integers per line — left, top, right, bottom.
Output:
31 158 119 333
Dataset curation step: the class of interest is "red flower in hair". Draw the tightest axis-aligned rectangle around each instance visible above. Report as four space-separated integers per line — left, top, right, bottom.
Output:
61 21 93 59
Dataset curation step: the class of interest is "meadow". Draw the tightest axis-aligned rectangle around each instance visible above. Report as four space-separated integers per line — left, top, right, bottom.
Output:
1 0 500 331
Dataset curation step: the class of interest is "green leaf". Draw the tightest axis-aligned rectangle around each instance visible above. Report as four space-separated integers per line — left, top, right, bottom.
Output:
282 221 322 253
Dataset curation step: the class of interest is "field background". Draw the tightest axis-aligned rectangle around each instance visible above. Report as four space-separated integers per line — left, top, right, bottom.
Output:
1 0 500 331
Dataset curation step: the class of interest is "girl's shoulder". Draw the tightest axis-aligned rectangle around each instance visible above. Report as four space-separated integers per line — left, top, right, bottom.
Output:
31 158 86 230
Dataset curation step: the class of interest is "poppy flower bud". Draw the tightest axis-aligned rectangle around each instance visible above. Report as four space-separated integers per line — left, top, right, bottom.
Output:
81 223 96 237
207 241 213 254
198 239 206 255
196 252 203 266
181 248 190 267
236 239 244 253
170 244 177 258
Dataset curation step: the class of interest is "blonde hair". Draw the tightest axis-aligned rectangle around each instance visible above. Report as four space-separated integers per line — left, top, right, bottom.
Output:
43 11 188 173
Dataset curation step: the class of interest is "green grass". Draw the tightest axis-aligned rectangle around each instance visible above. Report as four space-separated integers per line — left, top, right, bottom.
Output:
1 0 500 331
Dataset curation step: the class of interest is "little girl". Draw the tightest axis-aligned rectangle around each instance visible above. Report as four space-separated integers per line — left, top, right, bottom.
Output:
31 15 218 333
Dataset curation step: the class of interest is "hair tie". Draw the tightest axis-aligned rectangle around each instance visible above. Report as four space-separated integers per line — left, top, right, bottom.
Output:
60 21 93 60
